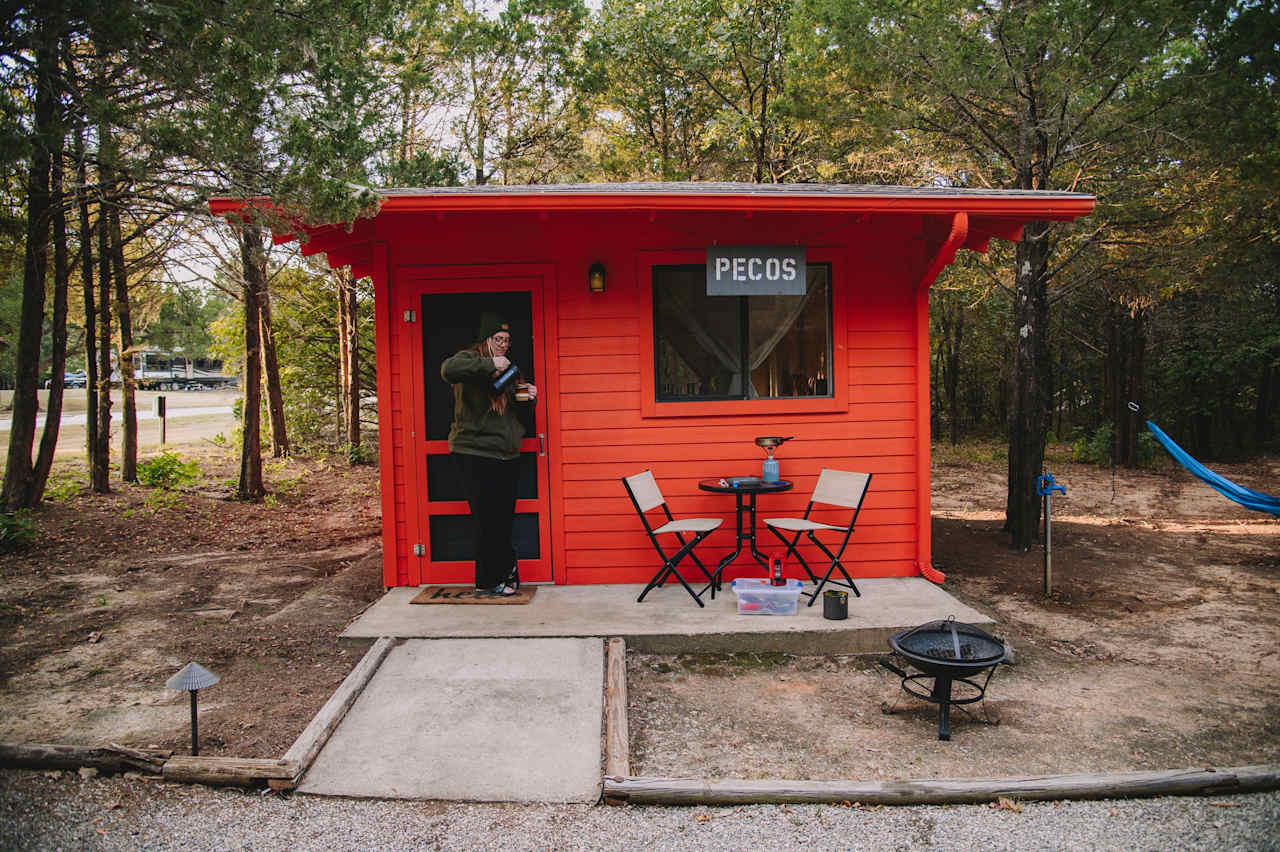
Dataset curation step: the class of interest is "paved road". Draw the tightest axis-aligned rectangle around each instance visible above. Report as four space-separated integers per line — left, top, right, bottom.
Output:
0 406 231 431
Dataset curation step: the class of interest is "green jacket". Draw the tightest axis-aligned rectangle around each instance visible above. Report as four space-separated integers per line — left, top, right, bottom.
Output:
440 349 529 460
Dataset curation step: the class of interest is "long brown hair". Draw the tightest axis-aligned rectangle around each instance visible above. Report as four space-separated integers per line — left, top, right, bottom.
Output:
469 339 522 414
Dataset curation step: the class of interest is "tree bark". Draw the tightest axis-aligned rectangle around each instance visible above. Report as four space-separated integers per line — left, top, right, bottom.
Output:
258 286 289 458
1 15 56 512
1004 222 1052 550
75 126 103 491
237 225 266 500
337 268 361 449
32 114 69 500
107 163 137 483
94 148 113 494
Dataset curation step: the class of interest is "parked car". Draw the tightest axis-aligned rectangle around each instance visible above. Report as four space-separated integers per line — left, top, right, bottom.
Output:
62 372 87 388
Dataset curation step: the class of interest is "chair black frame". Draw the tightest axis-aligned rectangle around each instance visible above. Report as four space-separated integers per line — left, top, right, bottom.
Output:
765 471 873 606
623 471 721 607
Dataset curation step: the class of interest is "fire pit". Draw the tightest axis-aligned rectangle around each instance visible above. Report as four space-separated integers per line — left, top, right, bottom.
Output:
881 616 1007 740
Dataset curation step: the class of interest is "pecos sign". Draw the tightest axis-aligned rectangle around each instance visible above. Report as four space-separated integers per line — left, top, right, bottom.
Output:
706 245 806 296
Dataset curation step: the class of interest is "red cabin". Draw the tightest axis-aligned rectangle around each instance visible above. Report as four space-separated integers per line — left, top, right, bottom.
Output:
213 183 1093 589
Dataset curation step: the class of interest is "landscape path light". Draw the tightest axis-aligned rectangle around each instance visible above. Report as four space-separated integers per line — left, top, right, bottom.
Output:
165 662 220 756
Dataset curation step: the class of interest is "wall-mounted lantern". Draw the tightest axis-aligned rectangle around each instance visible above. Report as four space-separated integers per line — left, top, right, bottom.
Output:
588 261 606 294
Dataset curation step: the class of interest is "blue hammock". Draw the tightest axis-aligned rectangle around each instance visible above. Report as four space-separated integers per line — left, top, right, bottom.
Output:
1145 421 1280 516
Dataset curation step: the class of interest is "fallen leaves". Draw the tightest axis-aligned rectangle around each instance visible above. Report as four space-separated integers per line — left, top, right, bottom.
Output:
989 797 1023 813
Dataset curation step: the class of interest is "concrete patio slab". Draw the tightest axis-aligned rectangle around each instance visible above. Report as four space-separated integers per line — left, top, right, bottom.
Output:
341 578 993 654
297 637 603 802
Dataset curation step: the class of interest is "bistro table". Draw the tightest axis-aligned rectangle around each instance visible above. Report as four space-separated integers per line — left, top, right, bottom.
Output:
698 477 794 582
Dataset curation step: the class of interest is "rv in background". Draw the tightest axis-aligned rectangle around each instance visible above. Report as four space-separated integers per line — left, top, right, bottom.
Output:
132 348 237 390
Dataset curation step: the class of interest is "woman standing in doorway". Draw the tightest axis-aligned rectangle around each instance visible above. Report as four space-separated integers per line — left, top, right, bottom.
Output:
441 313 538 596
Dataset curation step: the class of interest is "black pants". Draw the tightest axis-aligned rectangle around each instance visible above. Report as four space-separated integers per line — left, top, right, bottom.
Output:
453 453 520 589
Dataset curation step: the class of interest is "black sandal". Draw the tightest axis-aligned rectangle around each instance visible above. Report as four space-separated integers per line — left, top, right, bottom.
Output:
506 563 521 591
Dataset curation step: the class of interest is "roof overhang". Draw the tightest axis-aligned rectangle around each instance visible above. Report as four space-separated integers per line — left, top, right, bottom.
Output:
208 182 1095 282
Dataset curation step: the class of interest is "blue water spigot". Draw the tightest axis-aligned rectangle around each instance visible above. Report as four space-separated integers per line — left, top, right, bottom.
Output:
1036 473 1066 496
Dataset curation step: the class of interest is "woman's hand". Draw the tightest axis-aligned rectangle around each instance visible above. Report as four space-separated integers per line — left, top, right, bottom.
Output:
523 383 537 400
491 355 511 373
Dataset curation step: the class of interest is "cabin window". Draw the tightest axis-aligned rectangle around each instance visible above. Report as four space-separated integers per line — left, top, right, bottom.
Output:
653 264 832 402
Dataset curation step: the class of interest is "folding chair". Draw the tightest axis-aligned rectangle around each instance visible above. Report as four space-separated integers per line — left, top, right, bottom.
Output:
763 469 872 606
622 470 724 607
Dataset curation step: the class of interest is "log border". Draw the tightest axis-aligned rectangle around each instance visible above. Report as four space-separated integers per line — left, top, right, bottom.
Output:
603 637 630 801
0 636 396 790
602 765 1280 806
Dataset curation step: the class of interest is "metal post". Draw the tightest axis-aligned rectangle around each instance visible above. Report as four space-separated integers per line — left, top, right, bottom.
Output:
1043 489 1053 596
1037 473 1066 597
189 690 199 755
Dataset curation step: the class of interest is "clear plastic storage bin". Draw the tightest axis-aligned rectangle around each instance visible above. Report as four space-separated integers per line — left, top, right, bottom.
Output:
730 578 804 615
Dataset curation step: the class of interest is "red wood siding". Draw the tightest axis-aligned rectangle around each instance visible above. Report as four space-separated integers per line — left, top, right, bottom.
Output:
374 209 930 586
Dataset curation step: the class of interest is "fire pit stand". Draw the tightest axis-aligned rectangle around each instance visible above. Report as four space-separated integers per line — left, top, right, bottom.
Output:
880 616 1008 741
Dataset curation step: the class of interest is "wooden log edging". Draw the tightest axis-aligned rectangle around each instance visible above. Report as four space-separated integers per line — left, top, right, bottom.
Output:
0 743 170 775
0 636 397 791
603 764 1280 807
604 637 630 796
163 756 299 787
274 635 397 790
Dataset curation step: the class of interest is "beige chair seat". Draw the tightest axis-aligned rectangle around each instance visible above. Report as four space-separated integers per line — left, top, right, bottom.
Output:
763 517 845 532
653 517 722 535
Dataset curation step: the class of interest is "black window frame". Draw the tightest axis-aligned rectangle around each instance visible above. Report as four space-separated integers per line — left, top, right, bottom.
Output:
651 262 834 403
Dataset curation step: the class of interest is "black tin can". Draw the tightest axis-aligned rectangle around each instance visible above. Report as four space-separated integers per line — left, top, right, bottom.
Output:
823 589 848 620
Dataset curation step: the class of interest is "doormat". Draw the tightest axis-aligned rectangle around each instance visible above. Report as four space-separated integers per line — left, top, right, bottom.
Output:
409 585 537 605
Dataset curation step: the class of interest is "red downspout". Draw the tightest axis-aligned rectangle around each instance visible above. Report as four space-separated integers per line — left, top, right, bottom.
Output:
915 212 968 584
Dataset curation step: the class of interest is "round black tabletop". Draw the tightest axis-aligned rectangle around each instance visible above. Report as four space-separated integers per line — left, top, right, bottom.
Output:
698 477 793 495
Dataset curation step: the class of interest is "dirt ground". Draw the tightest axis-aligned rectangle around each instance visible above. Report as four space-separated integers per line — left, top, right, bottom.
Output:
0 434 1276 781
0 446 384 757
629 447 1280 780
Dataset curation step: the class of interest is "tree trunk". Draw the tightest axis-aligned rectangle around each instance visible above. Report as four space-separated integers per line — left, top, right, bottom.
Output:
95 139 113 493
32 116 69 500
108 166 137 483
1004 222 1052 550
75 127 103 491
337 268 361 449
1124 310 1145 467
258 287 289 458
1 15 56 512
237 225 266 500
1256 354 1275 447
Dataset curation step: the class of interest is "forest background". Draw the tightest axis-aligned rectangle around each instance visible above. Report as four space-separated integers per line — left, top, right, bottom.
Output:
1 0 1276 547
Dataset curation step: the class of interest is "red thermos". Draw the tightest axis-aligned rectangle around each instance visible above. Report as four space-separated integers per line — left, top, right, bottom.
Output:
769 553 785 585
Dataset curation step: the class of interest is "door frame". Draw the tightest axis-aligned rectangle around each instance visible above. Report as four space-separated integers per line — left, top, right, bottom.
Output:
396 263 561 586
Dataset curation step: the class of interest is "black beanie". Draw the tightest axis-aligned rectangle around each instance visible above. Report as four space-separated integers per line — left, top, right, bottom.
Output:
476 313 510 342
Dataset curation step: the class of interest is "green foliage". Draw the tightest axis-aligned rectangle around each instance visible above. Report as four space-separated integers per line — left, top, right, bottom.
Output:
0 510 36 551
344 442 376 466
43 473 84 503
1072 424 1161 468
137 452 201 489
144 488 187 512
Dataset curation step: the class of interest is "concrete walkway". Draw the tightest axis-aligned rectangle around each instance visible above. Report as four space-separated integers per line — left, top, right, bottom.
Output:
298 638 603 802
302 578 990 802
342 578 993 654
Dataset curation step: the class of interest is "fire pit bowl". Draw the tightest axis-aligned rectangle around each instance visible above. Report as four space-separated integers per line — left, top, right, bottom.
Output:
883 616 1007 740
889 617 1007 678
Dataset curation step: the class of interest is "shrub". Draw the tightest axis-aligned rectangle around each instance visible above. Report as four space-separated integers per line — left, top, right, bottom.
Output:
0 510 36 551
137 452 201 489
344 442 375 466
43 473 83 502
1072 424 1162 468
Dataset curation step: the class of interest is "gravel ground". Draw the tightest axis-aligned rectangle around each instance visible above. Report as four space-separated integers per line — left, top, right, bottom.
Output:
1 771 1277 851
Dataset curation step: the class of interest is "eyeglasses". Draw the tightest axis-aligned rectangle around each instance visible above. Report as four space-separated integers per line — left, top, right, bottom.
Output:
491 334 511 345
